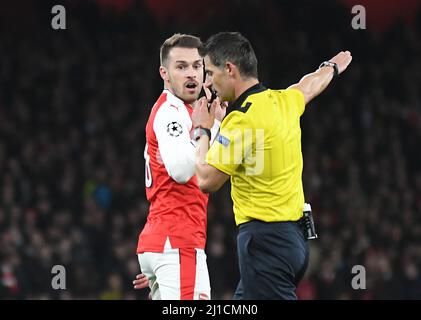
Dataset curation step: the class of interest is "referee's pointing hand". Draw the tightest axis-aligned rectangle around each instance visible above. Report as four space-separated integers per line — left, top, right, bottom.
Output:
329 51 353 75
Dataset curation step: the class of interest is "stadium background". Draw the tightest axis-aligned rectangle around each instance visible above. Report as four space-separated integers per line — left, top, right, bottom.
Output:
0 0 420 299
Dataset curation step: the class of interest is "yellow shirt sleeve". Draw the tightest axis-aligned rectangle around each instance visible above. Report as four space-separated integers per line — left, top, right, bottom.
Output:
206 111 249 176
282 88 306 116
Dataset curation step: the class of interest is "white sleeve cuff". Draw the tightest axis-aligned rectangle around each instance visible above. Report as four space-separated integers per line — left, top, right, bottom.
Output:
210 119 221 145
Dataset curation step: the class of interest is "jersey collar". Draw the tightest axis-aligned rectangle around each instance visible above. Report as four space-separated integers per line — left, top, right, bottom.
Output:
230 83 267 112
163 89 192 108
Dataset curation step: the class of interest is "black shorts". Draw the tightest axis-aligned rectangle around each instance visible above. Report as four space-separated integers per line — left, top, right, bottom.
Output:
233 219 309 300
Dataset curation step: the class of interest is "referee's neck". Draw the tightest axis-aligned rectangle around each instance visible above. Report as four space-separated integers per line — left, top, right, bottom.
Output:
234 78 259 101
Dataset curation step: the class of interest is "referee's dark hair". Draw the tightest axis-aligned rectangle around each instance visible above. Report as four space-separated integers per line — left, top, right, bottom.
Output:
201 32 258 79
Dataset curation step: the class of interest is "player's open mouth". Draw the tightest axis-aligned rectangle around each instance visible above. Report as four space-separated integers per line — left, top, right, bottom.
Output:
185 82 198 89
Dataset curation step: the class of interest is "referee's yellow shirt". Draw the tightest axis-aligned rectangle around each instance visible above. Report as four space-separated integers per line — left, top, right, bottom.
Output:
206 83 306 225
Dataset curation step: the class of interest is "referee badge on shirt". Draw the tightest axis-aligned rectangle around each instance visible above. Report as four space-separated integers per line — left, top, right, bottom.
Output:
217 134 230 147
167 122 183 137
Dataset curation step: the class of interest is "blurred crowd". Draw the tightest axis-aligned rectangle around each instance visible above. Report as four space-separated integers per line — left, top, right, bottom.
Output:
0 0 420 299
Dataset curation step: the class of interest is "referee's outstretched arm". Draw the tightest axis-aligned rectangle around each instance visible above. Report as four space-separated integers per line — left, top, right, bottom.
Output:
288 51 352 105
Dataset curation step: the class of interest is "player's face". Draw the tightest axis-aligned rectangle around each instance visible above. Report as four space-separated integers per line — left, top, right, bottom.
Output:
204 56 234 103
162 47 203 104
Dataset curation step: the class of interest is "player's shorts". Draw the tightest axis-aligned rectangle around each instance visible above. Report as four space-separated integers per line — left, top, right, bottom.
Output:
138 244 211 300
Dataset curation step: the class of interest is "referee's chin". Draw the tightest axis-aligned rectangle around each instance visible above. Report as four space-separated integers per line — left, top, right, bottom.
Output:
216 92 231 105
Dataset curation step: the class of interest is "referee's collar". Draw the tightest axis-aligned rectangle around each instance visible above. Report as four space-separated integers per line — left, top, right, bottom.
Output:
230 83 267 111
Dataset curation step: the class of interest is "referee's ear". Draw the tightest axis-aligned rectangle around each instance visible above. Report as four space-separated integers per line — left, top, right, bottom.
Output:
225 61 238 78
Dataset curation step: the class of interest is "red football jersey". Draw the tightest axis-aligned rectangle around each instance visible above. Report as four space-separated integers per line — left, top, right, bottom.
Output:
137 90 209 253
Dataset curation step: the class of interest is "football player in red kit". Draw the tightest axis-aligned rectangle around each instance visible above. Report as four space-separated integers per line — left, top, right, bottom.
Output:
136 34 225 300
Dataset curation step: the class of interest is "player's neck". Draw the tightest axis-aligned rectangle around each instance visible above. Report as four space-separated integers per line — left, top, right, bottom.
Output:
163 87 183 103
163 85 174 96
234 78 259 101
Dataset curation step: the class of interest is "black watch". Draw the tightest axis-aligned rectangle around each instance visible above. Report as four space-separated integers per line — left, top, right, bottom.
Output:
319 61 339 77
193 126 211 141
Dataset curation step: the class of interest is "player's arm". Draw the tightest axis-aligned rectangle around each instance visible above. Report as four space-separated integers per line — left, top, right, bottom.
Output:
196 135 229 193
195 98 230 193
154 104 198 184
288 51 352 104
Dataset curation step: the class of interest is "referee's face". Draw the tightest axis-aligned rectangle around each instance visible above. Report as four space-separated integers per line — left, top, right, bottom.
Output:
161 47 204 104
204 55 234 103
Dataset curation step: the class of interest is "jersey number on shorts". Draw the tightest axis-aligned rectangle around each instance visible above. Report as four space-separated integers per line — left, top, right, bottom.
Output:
144 143 152 188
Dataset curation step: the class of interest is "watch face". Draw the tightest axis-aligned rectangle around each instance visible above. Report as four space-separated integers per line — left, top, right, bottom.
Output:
193 127 210 141
193 128 201 140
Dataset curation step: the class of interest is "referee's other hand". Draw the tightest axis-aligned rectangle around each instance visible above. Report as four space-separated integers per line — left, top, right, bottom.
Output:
133 273 149 289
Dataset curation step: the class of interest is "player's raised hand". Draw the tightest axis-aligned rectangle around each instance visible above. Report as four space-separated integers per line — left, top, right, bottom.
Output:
133 273 149 289
203 79 213 101
215 101 228 122
193 96 215 129
203 81 227 122
329 51 352 75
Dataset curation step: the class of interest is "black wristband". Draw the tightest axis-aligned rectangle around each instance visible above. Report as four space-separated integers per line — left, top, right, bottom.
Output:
193 126 212 141
319 61 339 77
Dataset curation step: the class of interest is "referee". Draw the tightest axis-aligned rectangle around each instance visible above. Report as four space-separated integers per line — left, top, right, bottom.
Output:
194 32 352 299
